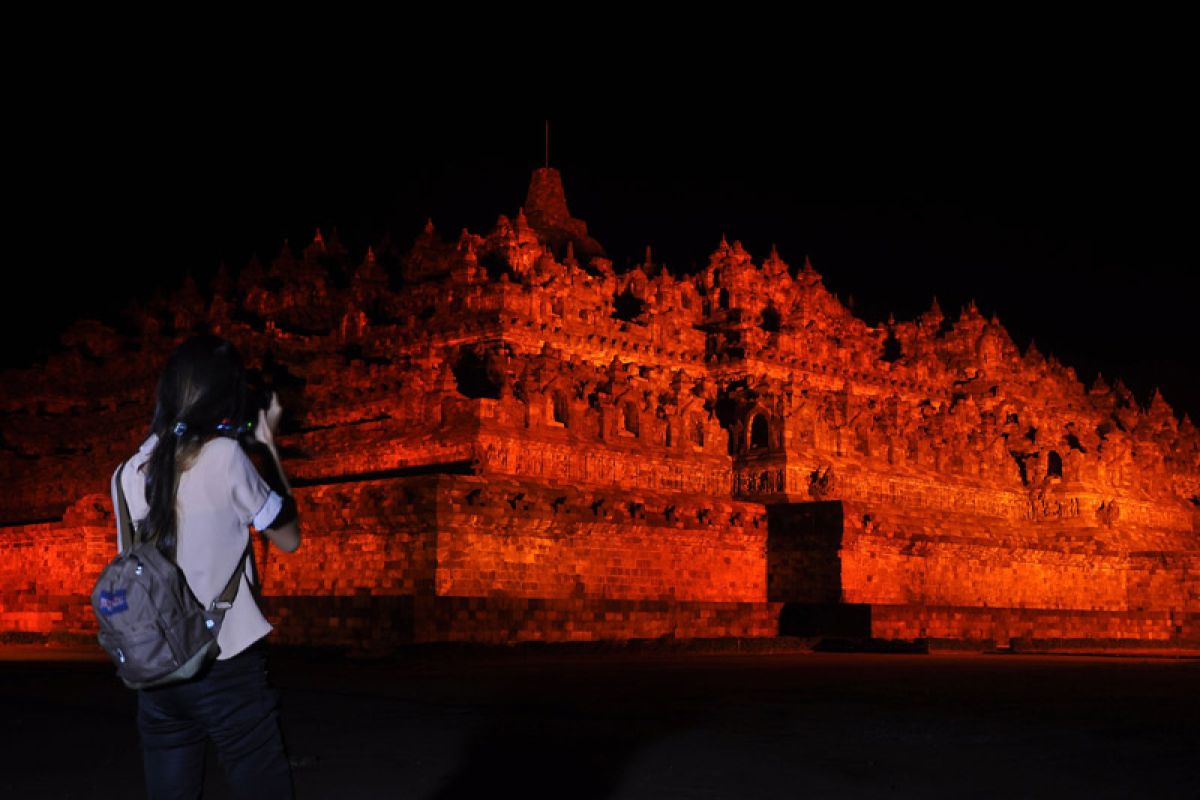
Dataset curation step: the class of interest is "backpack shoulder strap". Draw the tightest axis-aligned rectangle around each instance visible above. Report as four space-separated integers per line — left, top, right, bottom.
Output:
111 461 135 555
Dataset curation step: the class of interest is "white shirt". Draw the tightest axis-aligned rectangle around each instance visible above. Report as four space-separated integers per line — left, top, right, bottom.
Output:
112 433 284 660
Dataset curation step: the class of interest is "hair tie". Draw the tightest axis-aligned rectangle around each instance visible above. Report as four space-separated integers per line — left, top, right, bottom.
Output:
172 421 189 437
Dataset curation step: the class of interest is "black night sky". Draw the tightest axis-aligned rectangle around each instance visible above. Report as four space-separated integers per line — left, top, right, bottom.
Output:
8 95 1197 420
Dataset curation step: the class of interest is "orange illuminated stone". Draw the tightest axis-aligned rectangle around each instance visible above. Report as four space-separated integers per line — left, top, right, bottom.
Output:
0 167 1197 649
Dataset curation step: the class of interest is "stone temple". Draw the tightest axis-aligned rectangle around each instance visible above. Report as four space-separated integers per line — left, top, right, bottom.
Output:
2 167 1198 649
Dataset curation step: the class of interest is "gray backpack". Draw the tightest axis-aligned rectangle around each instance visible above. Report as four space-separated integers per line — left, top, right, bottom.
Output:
92 460 249 689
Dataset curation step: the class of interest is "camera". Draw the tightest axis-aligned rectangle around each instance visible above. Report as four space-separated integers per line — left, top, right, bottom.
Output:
213 368 276 439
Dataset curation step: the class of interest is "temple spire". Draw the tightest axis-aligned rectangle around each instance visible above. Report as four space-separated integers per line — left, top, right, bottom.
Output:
522 159 607 260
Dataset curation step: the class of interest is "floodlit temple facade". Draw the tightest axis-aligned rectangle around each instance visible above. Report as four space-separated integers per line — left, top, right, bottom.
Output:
2 168 1198 649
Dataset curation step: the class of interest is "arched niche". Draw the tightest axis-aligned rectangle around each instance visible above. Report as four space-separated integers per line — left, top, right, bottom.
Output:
621 401 639 436
1048 450 1063 478
550 390 569 426
749 413 769 450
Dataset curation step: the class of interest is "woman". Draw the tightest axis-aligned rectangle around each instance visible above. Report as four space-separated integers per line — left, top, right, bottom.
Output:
113 334 300 799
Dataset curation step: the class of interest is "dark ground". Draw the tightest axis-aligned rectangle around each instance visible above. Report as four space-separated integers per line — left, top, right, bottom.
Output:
2 644 1197 799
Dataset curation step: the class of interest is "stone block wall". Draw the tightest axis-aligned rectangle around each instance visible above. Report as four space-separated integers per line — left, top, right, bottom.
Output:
0 476 782 649
0 495 113 637
257 477 440 598
868 605 1200 643
433 476 767 603
766 498 1200 642
410 597 781 644
836 502 1200 614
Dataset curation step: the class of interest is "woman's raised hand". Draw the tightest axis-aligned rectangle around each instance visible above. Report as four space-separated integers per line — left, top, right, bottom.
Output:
254 392 283 445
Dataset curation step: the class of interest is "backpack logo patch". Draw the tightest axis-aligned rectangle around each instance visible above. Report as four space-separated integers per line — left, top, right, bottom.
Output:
98 589 129 616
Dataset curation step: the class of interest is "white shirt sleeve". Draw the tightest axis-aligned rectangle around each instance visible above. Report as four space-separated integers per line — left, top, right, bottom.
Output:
228 442 285 531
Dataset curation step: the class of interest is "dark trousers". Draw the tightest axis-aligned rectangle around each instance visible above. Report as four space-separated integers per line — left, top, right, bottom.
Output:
137 639 294 799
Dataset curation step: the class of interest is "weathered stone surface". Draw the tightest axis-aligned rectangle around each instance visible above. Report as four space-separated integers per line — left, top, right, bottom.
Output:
1 167 1196 648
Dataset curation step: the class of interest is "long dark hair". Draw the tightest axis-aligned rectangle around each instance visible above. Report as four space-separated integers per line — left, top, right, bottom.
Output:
138 334 247 559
